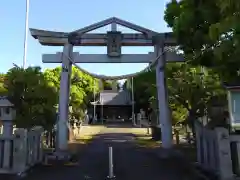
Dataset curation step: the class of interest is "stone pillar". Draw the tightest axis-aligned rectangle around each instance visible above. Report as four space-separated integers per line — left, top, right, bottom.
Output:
215 127 233 180
2 121 13 137
155 45 172 149
57 44 73 151
13 129 28 173
2 119 13 169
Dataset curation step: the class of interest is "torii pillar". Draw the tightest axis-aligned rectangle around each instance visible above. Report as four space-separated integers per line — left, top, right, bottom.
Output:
57 44 73 152
154 40 172 149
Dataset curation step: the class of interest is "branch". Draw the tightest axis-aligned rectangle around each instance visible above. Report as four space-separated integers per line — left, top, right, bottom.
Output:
171 94 191 111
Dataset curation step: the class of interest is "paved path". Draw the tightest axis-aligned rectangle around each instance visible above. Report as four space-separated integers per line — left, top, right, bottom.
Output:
22 124 201 180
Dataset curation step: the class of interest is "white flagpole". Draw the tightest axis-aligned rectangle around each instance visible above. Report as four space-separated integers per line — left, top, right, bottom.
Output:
131 77 135 126
93 79 96 120
23 0 30 69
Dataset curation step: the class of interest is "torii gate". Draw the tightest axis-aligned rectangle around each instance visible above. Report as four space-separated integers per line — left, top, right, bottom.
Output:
30 17 183 154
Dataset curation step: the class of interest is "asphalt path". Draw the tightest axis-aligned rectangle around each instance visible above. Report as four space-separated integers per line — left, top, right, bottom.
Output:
20 124 202 180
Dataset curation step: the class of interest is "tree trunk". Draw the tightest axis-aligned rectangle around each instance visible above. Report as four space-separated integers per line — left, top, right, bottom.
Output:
186 110 198 142
150 110 161 141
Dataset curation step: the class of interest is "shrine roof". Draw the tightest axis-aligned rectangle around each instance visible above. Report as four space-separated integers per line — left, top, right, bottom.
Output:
97 90 131 106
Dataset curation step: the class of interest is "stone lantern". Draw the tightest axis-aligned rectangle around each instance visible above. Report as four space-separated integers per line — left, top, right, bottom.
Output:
0 96 16 137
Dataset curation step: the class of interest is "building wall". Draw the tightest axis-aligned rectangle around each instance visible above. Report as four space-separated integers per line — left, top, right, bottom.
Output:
95 105 132 120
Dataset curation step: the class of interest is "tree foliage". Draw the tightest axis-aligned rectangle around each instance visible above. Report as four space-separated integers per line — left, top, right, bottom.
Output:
167 63 224 125
0 65 99 129
162 0 240 129
44 66 99 124
4 66 58 129
164 0 240 83
101 79 120 90
0 73 7 96
126 63 224 126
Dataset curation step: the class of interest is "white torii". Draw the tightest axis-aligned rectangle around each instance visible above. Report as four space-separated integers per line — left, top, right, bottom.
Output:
30 17 184 155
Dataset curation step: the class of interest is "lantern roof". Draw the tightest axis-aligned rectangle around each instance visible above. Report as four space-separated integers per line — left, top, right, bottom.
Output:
0 96 14 107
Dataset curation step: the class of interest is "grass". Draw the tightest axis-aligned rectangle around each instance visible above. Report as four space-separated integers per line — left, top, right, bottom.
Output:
135 133 196 163
69 125 106 147
75 135 93 144
135 135 161 148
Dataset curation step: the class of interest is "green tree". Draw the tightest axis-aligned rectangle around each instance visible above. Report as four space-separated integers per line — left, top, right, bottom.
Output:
4 66 58 129
163 0 240 135
100 79 121 90
125 71 156 112
44 66 99 123
126 63 224 131
0 73 7 95
164 0 240 82
1 64 98 129
166 63 224 129
111 80 121 90
125 71 158 131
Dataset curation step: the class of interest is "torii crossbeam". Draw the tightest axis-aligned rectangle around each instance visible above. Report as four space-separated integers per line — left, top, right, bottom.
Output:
30 17 183 63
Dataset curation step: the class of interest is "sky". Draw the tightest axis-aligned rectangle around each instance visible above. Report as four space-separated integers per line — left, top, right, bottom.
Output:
0 0 171 81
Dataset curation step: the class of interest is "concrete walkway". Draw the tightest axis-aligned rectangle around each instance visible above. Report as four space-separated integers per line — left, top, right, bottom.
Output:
22 124 202 180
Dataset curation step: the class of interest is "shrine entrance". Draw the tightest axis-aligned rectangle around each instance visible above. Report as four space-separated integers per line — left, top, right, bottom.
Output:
30 17 183 154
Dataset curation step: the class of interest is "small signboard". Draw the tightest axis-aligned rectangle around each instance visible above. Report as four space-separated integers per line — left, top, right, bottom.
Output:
107 31 122 57
225 84 240 129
